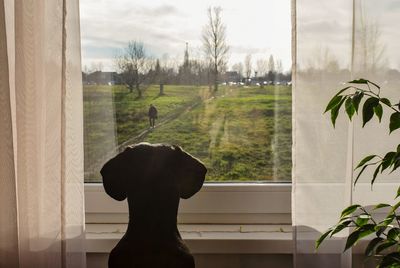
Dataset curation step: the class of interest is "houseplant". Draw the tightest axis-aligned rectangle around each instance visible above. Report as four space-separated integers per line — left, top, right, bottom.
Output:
316 79 400 267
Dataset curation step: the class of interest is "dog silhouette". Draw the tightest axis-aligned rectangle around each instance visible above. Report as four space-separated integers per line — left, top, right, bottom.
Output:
101 143 207 268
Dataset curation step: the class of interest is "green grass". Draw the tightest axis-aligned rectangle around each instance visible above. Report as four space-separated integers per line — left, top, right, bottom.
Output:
84 84 292 182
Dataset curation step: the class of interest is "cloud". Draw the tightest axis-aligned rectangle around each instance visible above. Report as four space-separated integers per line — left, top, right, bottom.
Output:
230 46 270 55
80 0 292 71
139 4 182 17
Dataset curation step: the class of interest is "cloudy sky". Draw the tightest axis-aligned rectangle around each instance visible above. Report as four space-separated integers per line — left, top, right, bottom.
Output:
80 0 291 72
297 0 400 71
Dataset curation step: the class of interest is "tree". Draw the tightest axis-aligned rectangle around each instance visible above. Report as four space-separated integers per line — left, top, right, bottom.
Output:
306 46 340 72
244 54 252 80
357 9 387 75
116 41 152 97
90 61 103 73
268 55 275 73
178 42 192 85
231 62 244 79
267 55 276 81
202 6 229 92
275 59 283 81
154 59 165 95
256 59 268 77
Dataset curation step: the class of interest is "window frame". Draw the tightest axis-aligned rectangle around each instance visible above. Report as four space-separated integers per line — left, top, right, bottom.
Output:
85 183 291 224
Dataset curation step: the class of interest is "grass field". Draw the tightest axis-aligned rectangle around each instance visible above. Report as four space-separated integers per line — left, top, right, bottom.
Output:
84 84 292 182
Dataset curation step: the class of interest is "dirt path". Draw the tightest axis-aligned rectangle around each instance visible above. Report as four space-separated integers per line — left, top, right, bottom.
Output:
87 95 210 174
87 89 231 174
116 97 203 151
117 88 235 151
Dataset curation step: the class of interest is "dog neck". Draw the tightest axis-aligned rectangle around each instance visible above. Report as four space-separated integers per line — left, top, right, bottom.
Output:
125 196 180 239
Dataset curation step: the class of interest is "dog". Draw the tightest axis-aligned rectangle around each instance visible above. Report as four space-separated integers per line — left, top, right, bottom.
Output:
100 142 207 268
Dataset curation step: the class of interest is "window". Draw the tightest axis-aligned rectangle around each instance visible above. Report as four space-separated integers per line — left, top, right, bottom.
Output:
80 0 292 185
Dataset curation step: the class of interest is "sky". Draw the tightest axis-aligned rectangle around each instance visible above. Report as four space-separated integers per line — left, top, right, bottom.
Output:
80 0 292 72
296 0 400 71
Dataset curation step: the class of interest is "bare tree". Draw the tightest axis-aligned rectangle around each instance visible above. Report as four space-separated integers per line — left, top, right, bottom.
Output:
83 65 90 74
266 55 276 82
202 6 229 91
256 59 268 77
231 62 244 79
89 61 104 73
268 55 275 73
306 46 340 73
357 7 387 75
154 59 165 95
275 59 283 82
244 54 252 79
276 59 283 74
116 41 153 97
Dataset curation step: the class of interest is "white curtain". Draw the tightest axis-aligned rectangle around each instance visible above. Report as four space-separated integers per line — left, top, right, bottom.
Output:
293 0 400 267
0 0 86 267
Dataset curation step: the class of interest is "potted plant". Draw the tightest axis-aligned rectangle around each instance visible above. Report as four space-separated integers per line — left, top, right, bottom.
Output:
316 79 400 267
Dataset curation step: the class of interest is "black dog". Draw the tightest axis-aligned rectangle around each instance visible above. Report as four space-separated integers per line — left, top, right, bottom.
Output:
101 143 207 268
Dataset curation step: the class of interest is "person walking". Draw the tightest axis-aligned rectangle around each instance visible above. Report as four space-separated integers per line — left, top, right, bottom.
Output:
148 104 158 128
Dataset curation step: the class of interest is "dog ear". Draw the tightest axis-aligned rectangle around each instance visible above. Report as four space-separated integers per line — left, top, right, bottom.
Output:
100 149 129 201
174 146 207 199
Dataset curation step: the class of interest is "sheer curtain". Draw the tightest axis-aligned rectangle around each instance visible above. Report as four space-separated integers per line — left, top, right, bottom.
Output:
0 1 85 267
293 0 400 267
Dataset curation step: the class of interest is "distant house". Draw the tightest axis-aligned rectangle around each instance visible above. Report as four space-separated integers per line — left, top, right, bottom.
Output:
83 71 121 85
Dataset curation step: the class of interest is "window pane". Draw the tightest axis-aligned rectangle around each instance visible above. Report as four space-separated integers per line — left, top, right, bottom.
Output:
81 0 292 183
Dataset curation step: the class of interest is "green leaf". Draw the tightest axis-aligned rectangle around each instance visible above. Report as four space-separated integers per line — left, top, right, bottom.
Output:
352 92 364 113
359 224 376 238
379 252 400 268
376 226 387 237
372 163 382 186
397 144 400 153
348 79 380 89
391 201 400 213
379 214 395 227
355 165 369 185
356 155 378 169
324 95 343 113
348 78 369 85
392 158 400 173
345 97 355 120
389 112 400 133
381 152 396 173
396 186 400 199
374 203 391 210
341 204 361 218
333 86 352 97
331 97 346 127
315 228 333 249
387 228 400 241
376 240 397 254
355 214 371 227
362 97 379 127
365 237 384 257
344 224 375 251
380 98 391 107
331 220 352 236
374 104 383 122
344 230 361 251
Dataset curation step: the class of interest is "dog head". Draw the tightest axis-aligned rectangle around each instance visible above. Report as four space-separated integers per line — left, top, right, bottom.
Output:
100 143 207 202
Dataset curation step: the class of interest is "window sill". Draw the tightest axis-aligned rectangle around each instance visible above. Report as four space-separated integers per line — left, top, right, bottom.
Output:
85 223 376 255
85 183 292 224
85 223 293 254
